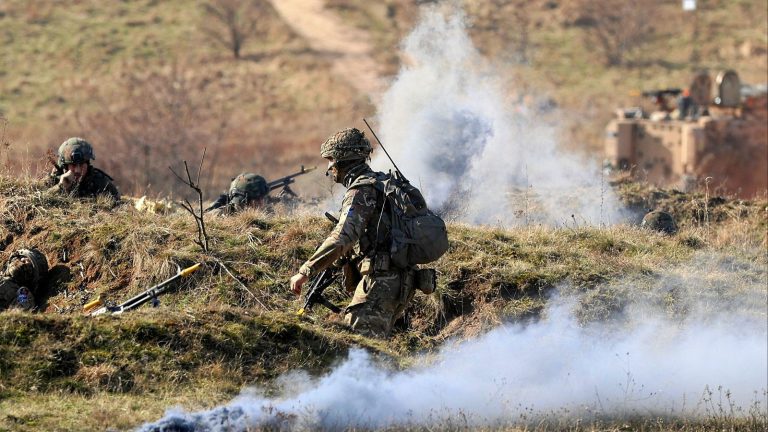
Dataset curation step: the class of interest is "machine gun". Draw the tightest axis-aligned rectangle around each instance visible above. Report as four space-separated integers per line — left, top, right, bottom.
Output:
267 165 316 196
641 88 683 99
642 88 682 112
297 212 344 316
83 263 202 316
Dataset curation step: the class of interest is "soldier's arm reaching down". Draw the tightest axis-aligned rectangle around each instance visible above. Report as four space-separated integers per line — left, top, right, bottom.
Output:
300 186 377 276
290 185 377 293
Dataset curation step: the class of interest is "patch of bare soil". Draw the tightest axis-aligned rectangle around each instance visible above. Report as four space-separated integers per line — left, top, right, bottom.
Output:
269 0 387 101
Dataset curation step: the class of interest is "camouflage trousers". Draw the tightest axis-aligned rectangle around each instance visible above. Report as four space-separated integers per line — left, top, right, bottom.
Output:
343 268 415 338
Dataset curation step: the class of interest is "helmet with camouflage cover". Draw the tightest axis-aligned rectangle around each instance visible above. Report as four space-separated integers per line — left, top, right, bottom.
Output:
641 210 678 235
320 128 372 162
5 248 49 288
228 173 268 203
58 137 95 166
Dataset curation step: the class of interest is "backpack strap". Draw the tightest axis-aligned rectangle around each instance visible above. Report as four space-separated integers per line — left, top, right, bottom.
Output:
347 171 384 191
348 171 392 256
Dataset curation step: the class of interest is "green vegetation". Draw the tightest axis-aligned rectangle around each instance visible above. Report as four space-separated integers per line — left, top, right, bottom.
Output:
0 1 765 429
0 176 765 430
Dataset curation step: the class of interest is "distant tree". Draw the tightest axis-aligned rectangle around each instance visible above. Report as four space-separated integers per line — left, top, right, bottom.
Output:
200 0 264 59
75 61 232 198
566 0 659 67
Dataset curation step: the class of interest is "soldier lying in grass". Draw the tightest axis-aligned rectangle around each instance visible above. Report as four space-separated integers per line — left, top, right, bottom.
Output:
46 137 120 201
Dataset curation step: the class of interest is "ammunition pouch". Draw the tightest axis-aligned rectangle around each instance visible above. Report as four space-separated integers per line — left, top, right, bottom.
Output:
341 262 361 293
359 255 391 276
415 268 436 294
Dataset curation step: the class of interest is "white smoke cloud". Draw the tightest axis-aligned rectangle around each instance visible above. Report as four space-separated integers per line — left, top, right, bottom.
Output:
139 252 767 431
370 6 628 226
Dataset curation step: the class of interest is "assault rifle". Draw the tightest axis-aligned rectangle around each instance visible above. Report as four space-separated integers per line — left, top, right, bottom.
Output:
84 263 202 316
297 267 342 316
297 212 343 316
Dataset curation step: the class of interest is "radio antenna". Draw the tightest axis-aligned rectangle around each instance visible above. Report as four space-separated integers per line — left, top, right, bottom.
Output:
363 118 403 177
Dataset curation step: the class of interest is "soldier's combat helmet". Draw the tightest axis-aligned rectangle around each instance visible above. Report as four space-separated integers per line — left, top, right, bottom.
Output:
228 173 269 204
641 210 678 235
58 137 95 166
5 248 49 288
320 128 372 162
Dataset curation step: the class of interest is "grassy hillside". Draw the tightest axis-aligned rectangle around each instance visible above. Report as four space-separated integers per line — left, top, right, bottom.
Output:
1 0 765 196
0 175 765 430
0 1 766 429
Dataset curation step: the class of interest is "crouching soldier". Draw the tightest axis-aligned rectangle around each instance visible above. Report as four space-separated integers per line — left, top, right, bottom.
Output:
290 128 447 338
0 248 49 311
47 137 120 201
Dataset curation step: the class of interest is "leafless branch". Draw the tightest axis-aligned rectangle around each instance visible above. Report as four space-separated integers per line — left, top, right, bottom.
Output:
169 150 210 253
200 0 264 59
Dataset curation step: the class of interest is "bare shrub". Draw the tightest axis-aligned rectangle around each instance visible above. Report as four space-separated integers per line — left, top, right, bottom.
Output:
75 61 231 198
200 0 266 59
565 0 659 67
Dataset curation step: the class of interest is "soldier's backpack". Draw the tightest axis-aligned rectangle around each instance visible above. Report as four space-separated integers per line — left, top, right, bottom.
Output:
354 170 449 268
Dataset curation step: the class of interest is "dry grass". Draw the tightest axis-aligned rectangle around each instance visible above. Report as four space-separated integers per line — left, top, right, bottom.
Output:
0 172 765 430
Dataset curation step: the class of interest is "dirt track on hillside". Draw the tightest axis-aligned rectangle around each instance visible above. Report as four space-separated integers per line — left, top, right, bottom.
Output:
269 0 386 101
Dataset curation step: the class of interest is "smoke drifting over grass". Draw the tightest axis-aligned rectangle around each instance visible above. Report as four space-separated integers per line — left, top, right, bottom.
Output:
371 6 628 226
140 253 767 431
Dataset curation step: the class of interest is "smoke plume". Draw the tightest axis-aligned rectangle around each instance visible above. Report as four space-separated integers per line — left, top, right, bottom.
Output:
370 6 628 226
139 253 767 431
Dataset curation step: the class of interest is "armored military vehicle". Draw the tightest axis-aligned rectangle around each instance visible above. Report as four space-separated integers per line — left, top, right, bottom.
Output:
605 70 767 197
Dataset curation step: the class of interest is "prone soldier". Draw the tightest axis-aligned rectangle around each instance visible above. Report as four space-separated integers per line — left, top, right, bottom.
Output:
205 173 270 216
46 137 120 200
0 248 49 312
206 167 315 216
641 210 678 235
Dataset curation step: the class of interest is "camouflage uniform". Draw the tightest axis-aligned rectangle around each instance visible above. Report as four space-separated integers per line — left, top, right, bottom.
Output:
0 248 48 311
206 173 269 216
299 129 415 338
46 137 120 200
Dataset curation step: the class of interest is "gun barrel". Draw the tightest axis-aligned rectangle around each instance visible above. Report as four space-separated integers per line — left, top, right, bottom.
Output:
267 166 317 191
324 212 339 224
